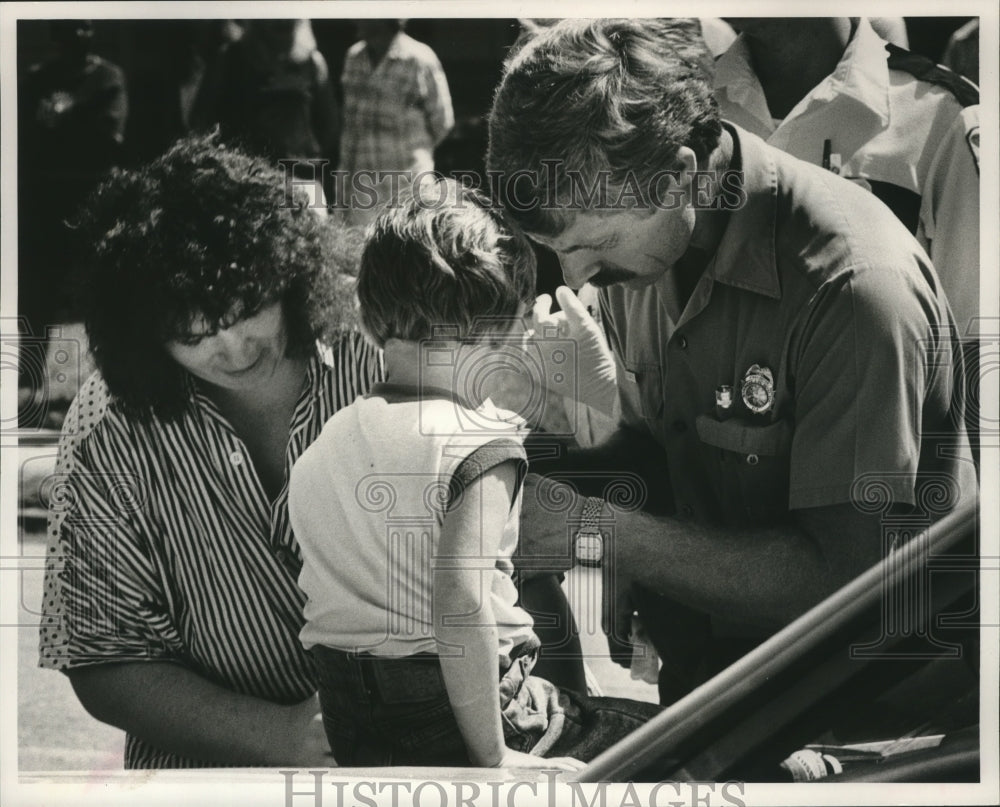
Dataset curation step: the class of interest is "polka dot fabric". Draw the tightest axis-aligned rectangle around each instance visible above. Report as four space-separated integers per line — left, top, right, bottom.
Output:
38 372 109 671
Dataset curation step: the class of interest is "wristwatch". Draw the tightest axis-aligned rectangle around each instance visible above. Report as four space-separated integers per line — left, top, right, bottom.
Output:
574 496 606 567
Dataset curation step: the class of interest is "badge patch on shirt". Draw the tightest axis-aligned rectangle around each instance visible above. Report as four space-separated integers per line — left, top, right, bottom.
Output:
740 364 775 414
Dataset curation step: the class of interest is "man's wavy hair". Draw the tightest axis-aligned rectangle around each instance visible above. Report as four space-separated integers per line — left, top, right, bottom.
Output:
487 18 721 235
77 133 361 421
357 178 536 348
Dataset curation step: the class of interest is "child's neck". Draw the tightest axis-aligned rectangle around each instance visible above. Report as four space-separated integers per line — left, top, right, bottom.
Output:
382 338 483 406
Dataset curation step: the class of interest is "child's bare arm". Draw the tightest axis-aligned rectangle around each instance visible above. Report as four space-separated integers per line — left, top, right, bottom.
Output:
433 461 581 771
433 462 512 766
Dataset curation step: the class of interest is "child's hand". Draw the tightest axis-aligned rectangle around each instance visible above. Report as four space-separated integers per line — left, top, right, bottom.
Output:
496 748 586 772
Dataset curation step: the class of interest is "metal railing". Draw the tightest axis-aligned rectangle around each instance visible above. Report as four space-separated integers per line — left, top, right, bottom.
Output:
571 494 980 782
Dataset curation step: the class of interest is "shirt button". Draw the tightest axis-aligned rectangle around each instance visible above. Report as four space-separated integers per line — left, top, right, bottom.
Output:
275 547 290 563
672 419 687 433
229 451 244 467
677 335 688 349
746 454 760 466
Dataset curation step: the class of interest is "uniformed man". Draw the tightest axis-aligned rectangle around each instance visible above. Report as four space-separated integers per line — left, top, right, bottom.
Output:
714 18 980 342
487 18 977 704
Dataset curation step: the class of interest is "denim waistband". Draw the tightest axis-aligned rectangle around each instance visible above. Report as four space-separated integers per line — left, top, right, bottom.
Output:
315 635 540 671
310 636 541 704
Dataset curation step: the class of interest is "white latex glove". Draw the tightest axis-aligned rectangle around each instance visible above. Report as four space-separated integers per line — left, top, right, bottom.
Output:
528 286 618 417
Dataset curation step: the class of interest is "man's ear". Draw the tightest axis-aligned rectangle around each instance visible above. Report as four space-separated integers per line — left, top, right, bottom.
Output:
650 147 698 209
673 146 698 189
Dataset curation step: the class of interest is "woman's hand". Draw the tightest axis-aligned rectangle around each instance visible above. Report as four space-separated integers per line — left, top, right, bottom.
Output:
284 694 336 767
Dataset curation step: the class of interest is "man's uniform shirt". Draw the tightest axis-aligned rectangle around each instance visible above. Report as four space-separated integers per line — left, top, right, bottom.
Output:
600 125 976 529
713 18 980 337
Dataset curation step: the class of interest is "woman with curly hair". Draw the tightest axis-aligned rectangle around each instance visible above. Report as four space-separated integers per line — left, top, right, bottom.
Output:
38 134 381 768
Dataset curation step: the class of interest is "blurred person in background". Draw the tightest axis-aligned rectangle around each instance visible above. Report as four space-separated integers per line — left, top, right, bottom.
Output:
339 19 454 227
715 18 979 341
124 19 244 166
942 19 979 85
19 20 127 220
18 20 127 424
208 19 339 211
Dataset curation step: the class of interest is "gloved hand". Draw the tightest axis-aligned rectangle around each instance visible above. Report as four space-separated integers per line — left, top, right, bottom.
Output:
527 286 618 417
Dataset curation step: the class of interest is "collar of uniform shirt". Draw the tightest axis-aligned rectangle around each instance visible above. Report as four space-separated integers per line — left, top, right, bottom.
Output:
704 125 782 301
714 18 890 132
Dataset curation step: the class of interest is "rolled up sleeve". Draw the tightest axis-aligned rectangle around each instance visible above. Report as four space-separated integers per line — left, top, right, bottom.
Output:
40 398 179 672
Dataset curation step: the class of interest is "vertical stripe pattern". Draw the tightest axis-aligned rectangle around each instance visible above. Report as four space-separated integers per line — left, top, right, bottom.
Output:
39 332 383 768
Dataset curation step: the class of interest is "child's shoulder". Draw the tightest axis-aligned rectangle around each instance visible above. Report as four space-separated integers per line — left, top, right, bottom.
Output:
439 401 528 473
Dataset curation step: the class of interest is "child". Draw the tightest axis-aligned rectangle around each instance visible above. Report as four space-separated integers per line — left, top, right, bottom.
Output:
289 178 659 769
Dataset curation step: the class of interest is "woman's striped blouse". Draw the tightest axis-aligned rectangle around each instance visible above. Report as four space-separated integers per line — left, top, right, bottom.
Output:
39 333 382 768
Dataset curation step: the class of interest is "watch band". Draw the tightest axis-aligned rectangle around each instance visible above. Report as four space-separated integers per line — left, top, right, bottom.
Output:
573 496 605 566
580 496 606 532
575 496 606 567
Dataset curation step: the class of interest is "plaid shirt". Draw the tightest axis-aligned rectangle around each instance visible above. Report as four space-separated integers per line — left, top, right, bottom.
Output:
340 32 453 177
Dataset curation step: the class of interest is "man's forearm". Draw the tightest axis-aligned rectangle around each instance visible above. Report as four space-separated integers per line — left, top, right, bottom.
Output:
521 476 827 627
523 425 882 630
608 509 824 629
606 500 882 630
68 661 321 766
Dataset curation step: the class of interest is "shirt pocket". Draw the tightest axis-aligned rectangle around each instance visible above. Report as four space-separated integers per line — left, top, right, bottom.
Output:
372 656 446 704
620 362 664 427
694 414 793 525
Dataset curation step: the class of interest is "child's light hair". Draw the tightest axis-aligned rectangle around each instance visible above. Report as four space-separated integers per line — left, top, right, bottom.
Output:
358 178 537 348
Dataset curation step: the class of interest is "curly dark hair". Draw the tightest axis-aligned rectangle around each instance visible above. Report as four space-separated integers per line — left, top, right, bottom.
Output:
76 133 361 421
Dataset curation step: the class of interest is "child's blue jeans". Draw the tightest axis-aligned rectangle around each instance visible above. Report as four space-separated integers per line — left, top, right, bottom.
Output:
309 639 662 767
